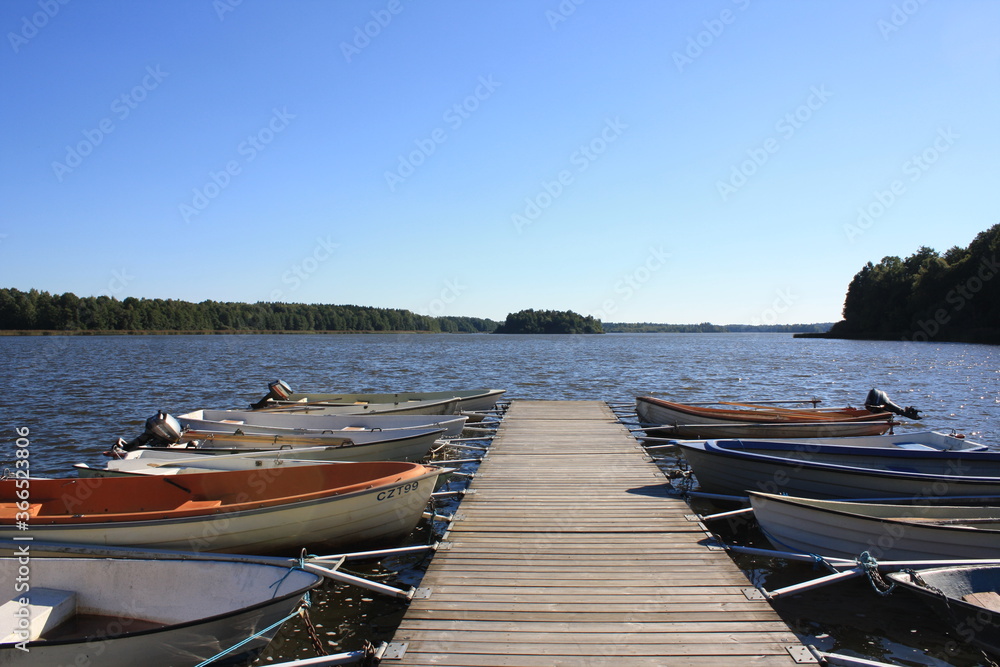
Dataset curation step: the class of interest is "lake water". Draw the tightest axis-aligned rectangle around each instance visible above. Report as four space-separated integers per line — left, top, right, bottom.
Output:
1 333 998 665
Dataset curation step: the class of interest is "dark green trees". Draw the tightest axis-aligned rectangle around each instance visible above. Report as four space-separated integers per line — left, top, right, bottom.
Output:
0 290 498 334
827 223 1000 343
493 309 603 334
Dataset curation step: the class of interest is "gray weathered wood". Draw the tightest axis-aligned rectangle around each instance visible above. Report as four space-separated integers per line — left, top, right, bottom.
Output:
388 400 810 666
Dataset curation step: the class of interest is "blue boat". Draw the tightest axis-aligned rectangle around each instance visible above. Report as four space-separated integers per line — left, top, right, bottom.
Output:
675 437 1000 499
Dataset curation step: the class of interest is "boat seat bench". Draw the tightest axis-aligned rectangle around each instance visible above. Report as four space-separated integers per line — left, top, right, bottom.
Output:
175 499 224 511
964 591 1000 613
0 502 44 519
0 588 77 642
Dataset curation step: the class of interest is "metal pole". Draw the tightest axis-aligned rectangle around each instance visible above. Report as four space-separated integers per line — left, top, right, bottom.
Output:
302 562 414 599
699 506 754 521
723 544 854 567
808 646 900 667
307 544 437 562
263 650 375 666
765 567 864 599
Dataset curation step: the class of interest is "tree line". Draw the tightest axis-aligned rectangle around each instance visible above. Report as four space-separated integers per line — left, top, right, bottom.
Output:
0 289 498 334
493 309 604 334
604 322 833 333
820 223 1000 344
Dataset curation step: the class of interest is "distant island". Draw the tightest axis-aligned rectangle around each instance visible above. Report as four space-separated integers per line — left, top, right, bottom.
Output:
493 309 603 334
798 222 1000 345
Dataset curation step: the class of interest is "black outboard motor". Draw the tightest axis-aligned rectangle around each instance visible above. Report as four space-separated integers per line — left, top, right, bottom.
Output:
249 379 293 409
114 411 184 452
864 388 922 420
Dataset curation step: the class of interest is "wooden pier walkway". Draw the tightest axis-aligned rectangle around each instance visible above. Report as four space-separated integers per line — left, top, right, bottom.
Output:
387 400 811 666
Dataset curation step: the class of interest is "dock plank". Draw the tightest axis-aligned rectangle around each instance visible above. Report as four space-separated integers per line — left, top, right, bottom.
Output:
386 400 810 666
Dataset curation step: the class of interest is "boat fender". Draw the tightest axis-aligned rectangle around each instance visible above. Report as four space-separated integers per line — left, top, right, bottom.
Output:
864 388 922 420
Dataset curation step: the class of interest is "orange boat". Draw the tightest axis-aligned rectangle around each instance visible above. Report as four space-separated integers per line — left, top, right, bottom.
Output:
0 461 443 554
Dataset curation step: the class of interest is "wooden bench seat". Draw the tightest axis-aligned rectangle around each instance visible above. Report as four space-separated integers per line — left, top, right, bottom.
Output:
963 591 1000 613
0 502 43 520
175 499 223 511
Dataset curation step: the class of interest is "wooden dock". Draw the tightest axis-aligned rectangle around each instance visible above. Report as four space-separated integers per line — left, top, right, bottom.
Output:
386 400 812 666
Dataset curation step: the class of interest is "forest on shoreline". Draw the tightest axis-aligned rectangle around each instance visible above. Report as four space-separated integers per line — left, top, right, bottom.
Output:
805 223 1000 344
5 219 998 344
0 290 497 334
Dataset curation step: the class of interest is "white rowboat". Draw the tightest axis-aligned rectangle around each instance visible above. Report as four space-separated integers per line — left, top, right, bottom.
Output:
178 408 468 437
0 556 321 666
750 491 1000 561
75 446 353 477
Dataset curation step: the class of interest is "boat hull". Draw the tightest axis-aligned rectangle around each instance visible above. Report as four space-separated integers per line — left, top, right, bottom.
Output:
258 396 461 416
276 388 505 413
636 396 892 438
750 492 1000 560
887 566 1000 657
173 426 443 462
677 440 1000 499
1 464 443 554
708 430 987 451
0 557 320 666
179 409 468 437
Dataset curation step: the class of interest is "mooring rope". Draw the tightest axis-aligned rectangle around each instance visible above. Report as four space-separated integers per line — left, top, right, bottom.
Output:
192 596 310 667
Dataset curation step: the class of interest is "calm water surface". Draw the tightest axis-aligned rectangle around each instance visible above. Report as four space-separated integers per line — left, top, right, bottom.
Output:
1 333 998 665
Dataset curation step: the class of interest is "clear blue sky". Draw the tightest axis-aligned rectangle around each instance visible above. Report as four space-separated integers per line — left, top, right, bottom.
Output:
2 1 998 324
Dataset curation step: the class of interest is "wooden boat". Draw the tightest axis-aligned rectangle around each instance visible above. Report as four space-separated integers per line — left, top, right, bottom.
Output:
253 381 505 412
0 555 322 666
0 461 444 554
749 491 1000 560
177 407 468 437
886 565 1000 657
673 430 988 452
636 396 895 438
675 439 1000 499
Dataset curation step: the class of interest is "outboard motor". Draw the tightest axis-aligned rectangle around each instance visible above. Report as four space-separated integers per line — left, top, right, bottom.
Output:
114 411 184 452
864 388 922 420
250 379 293 409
